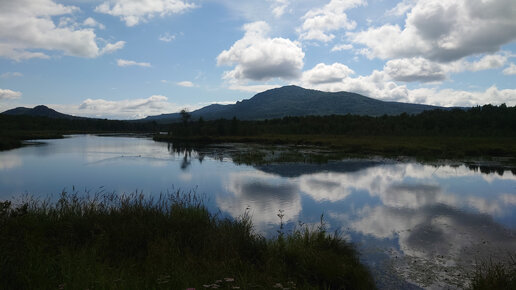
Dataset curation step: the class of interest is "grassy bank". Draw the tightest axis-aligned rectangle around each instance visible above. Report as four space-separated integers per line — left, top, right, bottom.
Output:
0 131 65 151
0 192 375 289
154 134 516 162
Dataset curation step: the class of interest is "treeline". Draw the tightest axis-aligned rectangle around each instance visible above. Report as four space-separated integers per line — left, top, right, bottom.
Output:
168 104 516 137
0 115 161 132
0 115 162 150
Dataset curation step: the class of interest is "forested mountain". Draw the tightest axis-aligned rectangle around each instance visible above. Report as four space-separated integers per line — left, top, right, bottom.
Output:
164 104 516 138
144 85 441 123
2 105 77 119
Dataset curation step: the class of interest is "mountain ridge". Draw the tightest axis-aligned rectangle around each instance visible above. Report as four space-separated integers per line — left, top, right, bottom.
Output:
1 86 444 122
1 105 78 119
144 85 442 122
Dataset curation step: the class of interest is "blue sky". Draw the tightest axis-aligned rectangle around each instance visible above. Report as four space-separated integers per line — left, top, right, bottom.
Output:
0 0 515 119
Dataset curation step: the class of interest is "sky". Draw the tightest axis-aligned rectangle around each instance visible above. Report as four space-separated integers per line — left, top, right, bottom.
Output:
0 0 515 119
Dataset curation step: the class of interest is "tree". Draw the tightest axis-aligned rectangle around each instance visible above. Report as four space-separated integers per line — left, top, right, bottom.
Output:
180 109 191 126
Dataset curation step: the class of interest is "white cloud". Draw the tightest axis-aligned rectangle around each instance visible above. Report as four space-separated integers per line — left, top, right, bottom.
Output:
177 81 194 87
0 0 124 61
300 63 410 102
386 0 416 17
0 88 22 100
100 41 125 55
459 54 507 72
409 86 516 107
300 62 516 106
95 0 196 26
349 0 516 62
159 32 176 42
331 44 353 52
76 95 177 119
217 21 304 82
299 0 365 42
381 53 507 83
301 63 354 85
503 63 516 75
271 0 289 17
384 57 447 82
117 59 151 67
83 17 105 30
226 83 281 93
0 72 23 78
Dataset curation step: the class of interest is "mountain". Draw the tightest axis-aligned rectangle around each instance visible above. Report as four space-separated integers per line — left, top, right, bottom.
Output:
1 105 77 119
144 85 441 123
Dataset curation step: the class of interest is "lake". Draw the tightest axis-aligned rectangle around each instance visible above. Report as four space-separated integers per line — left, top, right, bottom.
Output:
1 135 515 289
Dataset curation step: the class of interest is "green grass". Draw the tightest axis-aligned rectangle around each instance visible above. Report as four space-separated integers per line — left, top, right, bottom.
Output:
0 192 375 289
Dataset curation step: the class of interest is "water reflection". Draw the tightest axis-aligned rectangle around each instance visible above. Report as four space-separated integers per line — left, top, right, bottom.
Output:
1 136 515 289
218 171 301 232
0 154 22 170
220 161 516 288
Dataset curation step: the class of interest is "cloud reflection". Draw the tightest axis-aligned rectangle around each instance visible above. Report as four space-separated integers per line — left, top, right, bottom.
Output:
0 155 22 170
217 171 301 233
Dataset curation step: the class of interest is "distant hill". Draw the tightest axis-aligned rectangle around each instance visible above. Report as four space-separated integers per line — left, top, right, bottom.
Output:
1 105 77 119
144 85 441 123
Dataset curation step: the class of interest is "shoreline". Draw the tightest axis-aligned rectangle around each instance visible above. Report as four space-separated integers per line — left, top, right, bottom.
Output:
154 134 516 166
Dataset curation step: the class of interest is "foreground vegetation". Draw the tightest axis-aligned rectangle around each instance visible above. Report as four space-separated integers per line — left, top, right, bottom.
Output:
471 257 516 290
0 192 375 289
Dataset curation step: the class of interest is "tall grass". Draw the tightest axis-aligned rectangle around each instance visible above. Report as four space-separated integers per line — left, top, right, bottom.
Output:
0 191 375 289
470 256 516 290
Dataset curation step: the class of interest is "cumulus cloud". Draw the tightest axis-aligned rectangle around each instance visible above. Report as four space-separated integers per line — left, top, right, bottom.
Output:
299 0 365 42
0 88 22 100
117 59 151 67
177 81 194 87
503 63 516 75
458 54 508 72
409 86 516 107
76 95 177 119
0 72 23 78
384 57 447 82
95 0 196 26
382 53 507 83
0 0 123 60
349 0 516 62
300 63 410 102
300 62 516 106
226 84 282 93
83 17 105 30
217 21 304 82
301 63 354 85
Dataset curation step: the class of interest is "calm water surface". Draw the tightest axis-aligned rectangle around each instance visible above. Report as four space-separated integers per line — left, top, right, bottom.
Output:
1 135 515 289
